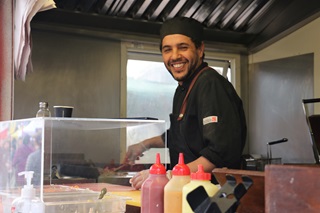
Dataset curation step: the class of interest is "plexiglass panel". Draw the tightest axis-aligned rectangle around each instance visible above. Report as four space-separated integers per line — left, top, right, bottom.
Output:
0 117 167 212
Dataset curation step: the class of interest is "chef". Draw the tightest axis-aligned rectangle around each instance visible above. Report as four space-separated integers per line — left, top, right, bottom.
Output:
126 17 247 189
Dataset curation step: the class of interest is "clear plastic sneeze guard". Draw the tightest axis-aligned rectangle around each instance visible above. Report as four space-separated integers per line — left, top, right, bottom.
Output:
0 117 168 212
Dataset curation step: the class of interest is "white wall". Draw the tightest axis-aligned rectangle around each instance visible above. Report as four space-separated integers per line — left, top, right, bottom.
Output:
250 17 320 111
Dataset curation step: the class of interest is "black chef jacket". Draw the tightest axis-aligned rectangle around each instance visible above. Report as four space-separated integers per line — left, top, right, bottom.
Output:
166 62 247 170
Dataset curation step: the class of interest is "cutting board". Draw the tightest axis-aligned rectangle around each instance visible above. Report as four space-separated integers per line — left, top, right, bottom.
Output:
63 182 141 207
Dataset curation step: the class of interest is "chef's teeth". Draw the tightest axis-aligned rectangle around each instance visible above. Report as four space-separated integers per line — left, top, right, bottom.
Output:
173 63 184 68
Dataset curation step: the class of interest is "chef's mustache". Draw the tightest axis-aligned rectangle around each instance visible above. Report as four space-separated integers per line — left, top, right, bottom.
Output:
169 58 187 64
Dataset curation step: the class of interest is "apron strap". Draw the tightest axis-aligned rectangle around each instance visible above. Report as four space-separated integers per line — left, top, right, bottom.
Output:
177 66 210 121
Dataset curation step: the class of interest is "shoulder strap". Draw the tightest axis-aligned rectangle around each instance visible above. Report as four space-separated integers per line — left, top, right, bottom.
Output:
177 66 210 121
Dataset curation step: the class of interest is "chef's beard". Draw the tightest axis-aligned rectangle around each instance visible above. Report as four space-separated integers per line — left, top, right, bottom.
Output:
167 58 201 83
173 66 194 82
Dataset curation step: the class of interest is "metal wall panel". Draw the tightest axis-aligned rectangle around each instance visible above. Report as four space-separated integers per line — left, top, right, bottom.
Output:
249 54 314 163
14 30 121 120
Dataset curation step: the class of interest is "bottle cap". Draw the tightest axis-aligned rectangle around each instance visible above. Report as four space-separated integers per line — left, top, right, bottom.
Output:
172 153 190 176
190 164 211 180
39 102 48 108
19 171 36 199
149 153 166 175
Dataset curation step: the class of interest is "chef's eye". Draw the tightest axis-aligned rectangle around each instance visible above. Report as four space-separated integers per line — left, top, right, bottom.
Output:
162 47 171 53
179 45 188 51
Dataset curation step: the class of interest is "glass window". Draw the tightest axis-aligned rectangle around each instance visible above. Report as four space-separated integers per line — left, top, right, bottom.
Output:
127 59 175 127
126 55 231 128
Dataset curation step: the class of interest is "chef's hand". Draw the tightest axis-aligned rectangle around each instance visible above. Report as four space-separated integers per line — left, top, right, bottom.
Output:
124 142 148 165
129 169 149 190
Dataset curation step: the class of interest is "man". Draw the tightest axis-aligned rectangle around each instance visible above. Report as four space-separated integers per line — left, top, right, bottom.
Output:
126 17 247 189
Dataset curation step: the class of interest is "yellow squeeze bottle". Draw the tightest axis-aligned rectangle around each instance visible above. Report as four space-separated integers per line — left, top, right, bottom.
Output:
182 164 219 213
164 153 190 213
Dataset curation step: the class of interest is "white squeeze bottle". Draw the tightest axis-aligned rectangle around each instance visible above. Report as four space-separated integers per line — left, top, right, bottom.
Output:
11 171 45 213
182 164 219 213
164 153 190 213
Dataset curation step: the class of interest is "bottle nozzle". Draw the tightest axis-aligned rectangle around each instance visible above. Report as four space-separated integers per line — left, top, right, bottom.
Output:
149 153 166 174
18 171 36 199
197 164 204 173
155 153 160 164
172 153 190 175
18 171 34 188
190 164 211 180
178 153 184 164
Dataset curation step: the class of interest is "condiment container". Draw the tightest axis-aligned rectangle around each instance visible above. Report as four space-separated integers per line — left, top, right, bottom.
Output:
182 164 219 213
36 102 51 117
141 153 169 213
164 153 190 213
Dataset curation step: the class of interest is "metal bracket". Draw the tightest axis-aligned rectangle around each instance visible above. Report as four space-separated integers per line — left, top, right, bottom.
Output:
187 175 253 213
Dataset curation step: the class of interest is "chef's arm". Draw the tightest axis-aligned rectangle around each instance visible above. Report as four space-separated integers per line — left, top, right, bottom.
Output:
187 156 216 173
125 135 165 164
140 135 165 150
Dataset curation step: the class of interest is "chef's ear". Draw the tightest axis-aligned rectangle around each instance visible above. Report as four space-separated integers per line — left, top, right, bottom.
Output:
198 41 205 60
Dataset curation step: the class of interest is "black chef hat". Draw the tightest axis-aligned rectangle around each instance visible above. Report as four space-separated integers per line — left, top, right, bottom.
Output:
160 17 204 41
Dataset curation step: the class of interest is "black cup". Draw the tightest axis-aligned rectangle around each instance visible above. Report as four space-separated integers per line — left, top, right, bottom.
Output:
53 106 73 117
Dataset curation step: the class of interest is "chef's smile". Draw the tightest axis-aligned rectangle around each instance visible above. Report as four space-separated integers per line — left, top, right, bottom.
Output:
169 61 188 80
171 62 186 71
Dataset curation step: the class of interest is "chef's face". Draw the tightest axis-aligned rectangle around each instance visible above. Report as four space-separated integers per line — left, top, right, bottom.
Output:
161 34 204 83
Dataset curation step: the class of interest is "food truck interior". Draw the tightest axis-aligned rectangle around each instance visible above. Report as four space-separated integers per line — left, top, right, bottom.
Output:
1 0 320 211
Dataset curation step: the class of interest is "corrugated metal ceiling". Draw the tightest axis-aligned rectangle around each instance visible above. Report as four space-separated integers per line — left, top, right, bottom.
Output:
33 0 320 52
53 0 274 32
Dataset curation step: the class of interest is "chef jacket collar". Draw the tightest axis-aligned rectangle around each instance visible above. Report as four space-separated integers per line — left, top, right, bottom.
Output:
180 62 208 89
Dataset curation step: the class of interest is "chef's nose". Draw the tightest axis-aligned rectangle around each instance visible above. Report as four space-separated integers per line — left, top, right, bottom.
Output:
171 48 181 59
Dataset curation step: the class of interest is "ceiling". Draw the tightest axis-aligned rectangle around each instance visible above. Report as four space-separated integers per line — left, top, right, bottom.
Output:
32 0 320 53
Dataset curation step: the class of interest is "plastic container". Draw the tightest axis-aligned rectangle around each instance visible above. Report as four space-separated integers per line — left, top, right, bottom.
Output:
141 153 169 213
11 171 45 213
182 164 219 213
43 191 127 213
2 184 128 213
164 153 190 213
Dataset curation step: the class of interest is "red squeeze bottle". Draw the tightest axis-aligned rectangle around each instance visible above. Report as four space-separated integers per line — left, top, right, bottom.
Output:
141 153 169 213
